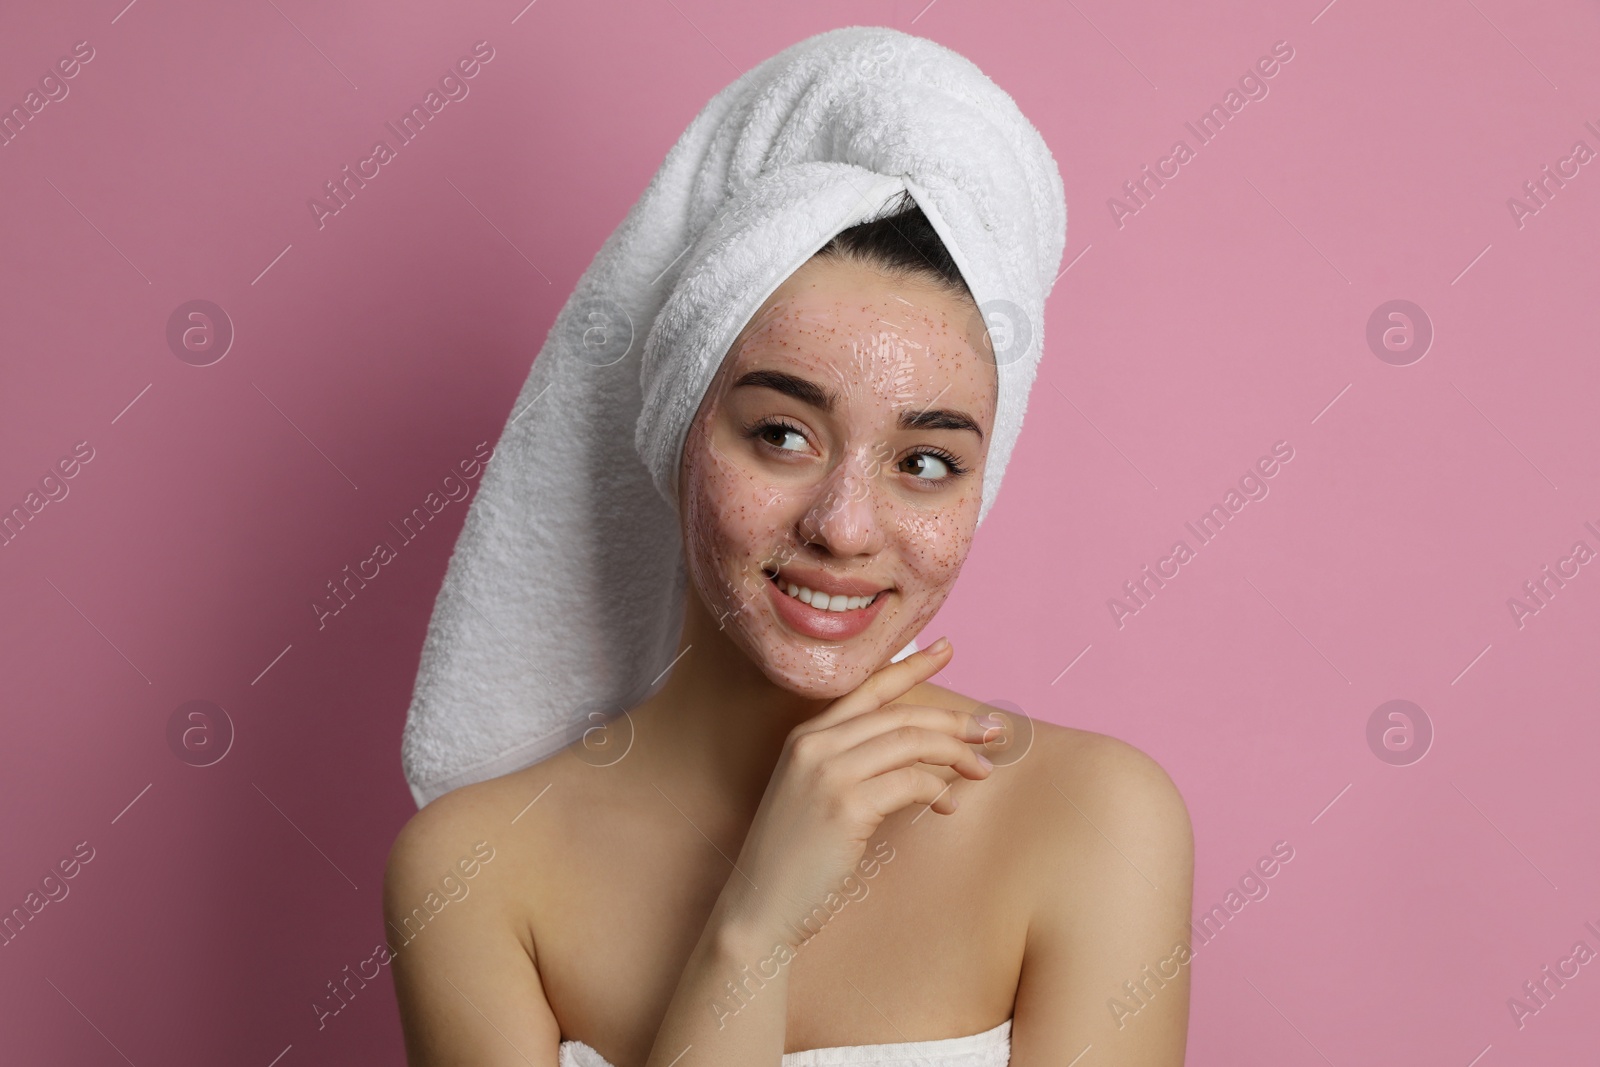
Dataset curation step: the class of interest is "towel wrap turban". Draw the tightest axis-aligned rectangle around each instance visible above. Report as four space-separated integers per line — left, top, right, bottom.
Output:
401 25 1068 807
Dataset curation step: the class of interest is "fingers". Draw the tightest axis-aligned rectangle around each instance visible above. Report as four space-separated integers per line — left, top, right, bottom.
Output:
822 703 999 753
856 765 962 819
806 638 954 731
828 722 994 785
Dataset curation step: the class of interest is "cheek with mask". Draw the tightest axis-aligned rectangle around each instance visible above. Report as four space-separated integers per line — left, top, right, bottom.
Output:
675 262 993 698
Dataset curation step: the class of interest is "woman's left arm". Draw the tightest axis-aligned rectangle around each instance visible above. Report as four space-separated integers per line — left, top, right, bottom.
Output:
1009 733 1195 1066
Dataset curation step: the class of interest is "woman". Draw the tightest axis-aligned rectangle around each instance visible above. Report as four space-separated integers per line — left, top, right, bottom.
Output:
386 28 1192 1067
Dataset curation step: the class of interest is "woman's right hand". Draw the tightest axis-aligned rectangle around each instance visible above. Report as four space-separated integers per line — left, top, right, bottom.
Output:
718 637 1000 950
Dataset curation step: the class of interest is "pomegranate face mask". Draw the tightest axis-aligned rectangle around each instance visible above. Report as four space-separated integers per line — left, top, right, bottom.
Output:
678 254 997 696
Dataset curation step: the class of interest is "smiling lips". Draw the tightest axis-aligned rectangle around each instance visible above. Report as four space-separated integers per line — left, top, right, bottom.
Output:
765 566 890 640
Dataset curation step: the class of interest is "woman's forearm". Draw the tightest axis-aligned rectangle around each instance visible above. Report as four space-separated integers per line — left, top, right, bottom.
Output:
647 884 795 1067
644 645 984 1066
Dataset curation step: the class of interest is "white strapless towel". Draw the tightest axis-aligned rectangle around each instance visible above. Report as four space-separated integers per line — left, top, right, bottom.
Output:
558 1018 1012 1067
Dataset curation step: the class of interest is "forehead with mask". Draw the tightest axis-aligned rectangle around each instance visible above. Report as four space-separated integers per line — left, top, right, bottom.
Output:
675 198 999 698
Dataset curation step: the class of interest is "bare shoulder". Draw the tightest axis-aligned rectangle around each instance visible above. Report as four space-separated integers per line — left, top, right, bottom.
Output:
922 684 1188 817
1014 718 1195 939
1028 720 1191 835
382 764 567 1063
921 683 1193 894
919 704 1197 1057
384 778 511 955
384 757 567 916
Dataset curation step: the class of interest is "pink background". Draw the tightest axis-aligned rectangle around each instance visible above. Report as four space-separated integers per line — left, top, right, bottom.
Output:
2 0 1597 1063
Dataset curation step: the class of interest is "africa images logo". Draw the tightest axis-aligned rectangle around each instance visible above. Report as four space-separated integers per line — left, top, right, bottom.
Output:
307 41 496 230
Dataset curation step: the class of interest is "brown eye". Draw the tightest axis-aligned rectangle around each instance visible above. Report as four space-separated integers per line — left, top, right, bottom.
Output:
902 452 953 480
757 421 807 452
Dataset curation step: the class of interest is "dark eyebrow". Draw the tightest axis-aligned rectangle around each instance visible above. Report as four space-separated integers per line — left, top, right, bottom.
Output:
733 369 984 442
898 407 984 441
733 370 838 412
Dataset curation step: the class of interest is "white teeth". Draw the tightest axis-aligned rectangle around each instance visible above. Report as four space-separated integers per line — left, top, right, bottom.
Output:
775 575 878 613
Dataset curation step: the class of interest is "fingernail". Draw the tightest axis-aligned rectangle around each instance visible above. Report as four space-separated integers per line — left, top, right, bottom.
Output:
927 637 950 654
975 752 993 770
976 713 1003 728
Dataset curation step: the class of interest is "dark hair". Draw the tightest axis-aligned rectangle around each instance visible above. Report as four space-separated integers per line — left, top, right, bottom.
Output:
813 189 974 304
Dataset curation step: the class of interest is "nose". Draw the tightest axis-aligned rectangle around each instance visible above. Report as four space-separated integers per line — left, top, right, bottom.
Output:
797 446 886 558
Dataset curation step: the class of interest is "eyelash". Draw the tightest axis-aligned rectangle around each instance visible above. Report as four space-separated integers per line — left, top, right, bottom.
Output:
743 417 971 483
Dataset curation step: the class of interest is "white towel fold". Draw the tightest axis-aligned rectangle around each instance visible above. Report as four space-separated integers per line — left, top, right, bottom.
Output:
400 26 1067 808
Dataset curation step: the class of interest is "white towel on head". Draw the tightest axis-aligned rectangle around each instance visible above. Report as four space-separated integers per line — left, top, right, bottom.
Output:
400 25 1067 808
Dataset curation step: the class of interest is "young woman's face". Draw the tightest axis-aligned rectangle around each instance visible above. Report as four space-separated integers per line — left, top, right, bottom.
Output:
677 253 998 698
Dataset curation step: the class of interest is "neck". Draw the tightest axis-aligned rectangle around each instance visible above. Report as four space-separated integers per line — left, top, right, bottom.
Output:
632 589 834 815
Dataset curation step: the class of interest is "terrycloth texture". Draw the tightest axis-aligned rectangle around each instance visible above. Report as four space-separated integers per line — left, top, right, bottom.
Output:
559 1018 1012 1067
400 26 1068 808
